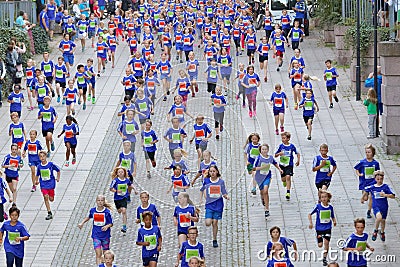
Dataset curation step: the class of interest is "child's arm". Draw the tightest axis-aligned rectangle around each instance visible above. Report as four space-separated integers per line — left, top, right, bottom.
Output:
166 184 173 194
308 213 313 229
5 187 13 203
328 165 337 177
56 170 61 182
129 184 138 195
381 191 395 199
295 152 300 166
157 236 162 251
274 163 284 174
173 216 178 226
361 191 369 203
332 217 337 226
223 194 230 200
77 217 90 229
191 172 201 186
314 100 320 112
133 162 137 177
57 129 65 138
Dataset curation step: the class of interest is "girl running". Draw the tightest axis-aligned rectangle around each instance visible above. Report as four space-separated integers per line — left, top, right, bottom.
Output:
1 144 21 203
22 130 43 192
141 120 158 178
242 65 260 118
173 192 199 247
57 115 79 167
167 165 190 203
269 83 289 135
244 133 261 196
63 79 79 116
78 195 114 266
136 191 161 227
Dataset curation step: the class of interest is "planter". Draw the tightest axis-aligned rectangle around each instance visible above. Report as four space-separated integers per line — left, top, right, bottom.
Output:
334 25 351 65
323 26 335 45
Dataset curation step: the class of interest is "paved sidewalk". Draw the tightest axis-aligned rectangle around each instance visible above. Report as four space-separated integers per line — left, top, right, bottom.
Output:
0 28 399 267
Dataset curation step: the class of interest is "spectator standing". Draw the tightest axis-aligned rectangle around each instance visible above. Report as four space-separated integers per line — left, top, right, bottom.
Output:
47 0 57 41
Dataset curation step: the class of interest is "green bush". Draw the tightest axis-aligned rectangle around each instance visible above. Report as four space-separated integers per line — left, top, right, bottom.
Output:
31 26 50 55
0 27 32 60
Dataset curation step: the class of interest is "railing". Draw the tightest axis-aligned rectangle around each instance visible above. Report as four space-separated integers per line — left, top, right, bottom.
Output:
342 0 386 25
0 1 37 28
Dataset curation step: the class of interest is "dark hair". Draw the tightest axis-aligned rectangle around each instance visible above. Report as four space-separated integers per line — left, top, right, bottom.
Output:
172 164 183 171
207 165 221 178
142 211 153 220
19 11 24 16
124 95 132 101
9 203 20 216
269 226 281 236
77 64 84 70
66 115 78 125
58 56 64 61
354 217 365 227
325 59 332 64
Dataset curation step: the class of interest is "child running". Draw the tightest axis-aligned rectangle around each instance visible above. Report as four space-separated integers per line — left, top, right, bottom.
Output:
308 190 337 266
22 130 43 192
189 115 212 168
362 170 395 242
312 144 337 191
244 133 261 196
173 192 199 247
78 195 113 265
167 165 190 203
136 211 163 267
298 89 319 140
323 59 339 109
266 226 298 259
136 191 161 228
274 132 300 200
1 144 22 203
141 119 158 178
57 115 79 167
35 150 61 220
253 144 283 218
200 165 229 248
38 96 57 158
269 83 288 135
175 226 205 267
241 65 260 118
211 86 227 140
0 170 13 221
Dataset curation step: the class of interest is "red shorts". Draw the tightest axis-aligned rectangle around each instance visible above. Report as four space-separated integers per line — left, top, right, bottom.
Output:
41 188 55 198
275 50 284 58
181 94 188 103
16 142 23 149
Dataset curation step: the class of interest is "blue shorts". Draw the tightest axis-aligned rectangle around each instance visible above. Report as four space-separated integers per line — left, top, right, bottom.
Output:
205 209 222 220
160 74 171 81
373 206 388 219
88 30 96 39
65 100 76 106
258 177 271 190
99 5 105 10
28 160 40 167
176 44 183 51
189 74 198 81
63 54 74 65
143 254 159 266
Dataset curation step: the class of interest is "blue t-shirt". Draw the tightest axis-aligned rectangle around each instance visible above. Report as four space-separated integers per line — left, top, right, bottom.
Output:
2 154 21 178
200 178 227 212
270 92 287 110
118 119 140 143
36 84 50 103
218 55 232 76
59 40 76 55
55 64 68 83
299 97 316 117
145 76 159 97
267 257 294 267
141 130 158 152
344 232 369 266
193 123 212 145
173 205 196 234
186 59 199 77
245 143 260 165
110 177 132 200
23 139 42 164
36 161 60 189
0 178 8 204
171 174 190 199
291 28 304 41
211 94 226 113
41 60 54 77
64 87 78 103
205 65 219 84
0 220 30 258
257 42 270 56
63 123 79 145
135 97 152 119
47 4 56 20
253 155 276 185
88 207 113 240
122 75 136 92
176 77 191 96
290 67 303 87
310 203 335 231
136 225 162 258
8 92 24 112
9 122 25 144
243 73 260 94
118 151 136 174
137 203 160 227
312 155 337 183
354 158 380 190
266 236 295 258
364 183 395 213
156 60 172 77
164 127 186 150
179 241 205 267
275 143 298 167
168 104 187 123
38 106 57 131
325 67 338 87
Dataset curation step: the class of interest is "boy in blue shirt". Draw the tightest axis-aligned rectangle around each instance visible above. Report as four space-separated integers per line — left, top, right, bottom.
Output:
324 59 339 108
312 143 337 191
343 218 374 266
7 85 24 118
299 89 319 140
362 170 395 242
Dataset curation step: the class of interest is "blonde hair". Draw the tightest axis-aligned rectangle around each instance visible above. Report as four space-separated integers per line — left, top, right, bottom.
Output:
367 88 377 104
173 148 188 158
178 192 200 215
96 195 114 210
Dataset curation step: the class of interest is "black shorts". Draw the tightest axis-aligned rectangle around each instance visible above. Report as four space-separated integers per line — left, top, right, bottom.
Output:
259 55 268 62
45 76 53 84
292 81 302 88
247 49 256 56
326 85 336 92
78 86 88 95
303 115 314 124
114 198 128 209
144 151 155 161
42 128 54 137
207 83 216 94
65 142 77 149
6 176 18 183
139 118 149 125
56 81 66 88
143 254 158 266
177 231 187 236
316 180 331 190
195 142 208 151
316 229 332 243
280 165 293 177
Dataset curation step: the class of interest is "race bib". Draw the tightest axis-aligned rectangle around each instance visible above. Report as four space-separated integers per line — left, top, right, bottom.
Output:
139 102 148 112
250 148 259 159
28 144 37 155
364 166 375 179
93 212 105 226
117 183 127 196
172 133 181 143
144 136 153 147
8 231 20 245
274 98 283 108
304 101 313 111
320 160 331 173
40 169 51 181
65 130 73 139
42 112 52 122
125 124 135 134
260 162 270 175
144 234 157 250
179 213 191 227
209 185 221 198
319 210 331 223
209 70 217 79
121 159 131 169
13 128 23 139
